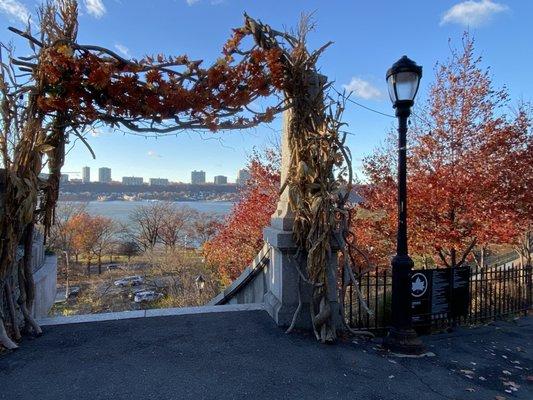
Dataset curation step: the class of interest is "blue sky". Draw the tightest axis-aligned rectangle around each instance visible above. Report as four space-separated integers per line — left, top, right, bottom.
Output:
1 0 531 183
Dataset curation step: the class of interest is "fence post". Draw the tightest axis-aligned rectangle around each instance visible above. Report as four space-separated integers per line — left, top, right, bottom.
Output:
526 263 532 312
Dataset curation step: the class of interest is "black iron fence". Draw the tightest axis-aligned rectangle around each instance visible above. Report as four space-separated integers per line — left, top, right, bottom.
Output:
345 263 532 334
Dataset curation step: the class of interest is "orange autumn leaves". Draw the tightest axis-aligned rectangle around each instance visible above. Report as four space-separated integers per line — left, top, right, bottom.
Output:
65 212 115 264
203 151 280 282
36 30 285 131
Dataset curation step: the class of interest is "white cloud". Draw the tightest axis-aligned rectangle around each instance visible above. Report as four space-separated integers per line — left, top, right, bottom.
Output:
440 0 508 27
114 43 131 58
147 150 162 158
342 77 383 100
0 0 30 23
84 0 106 18
186 0 200 5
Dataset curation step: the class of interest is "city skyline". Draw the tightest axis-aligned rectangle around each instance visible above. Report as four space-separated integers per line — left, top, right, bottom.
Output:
69 166 244 184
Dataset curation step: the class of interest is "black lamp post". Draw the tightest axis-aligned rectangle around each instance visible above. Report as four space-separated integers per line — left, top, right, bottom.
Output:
195 274 206 299
383 56 425 355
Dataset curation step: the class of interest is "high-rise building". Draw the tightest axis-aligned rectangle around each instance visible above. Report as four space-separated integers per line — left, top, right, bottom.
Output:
99 167 112 183
60 174 69 184
236 168 251 185
122 176 144 185
191 170 206 184
82 166 90 183
213 175 228 185
149 178 169 186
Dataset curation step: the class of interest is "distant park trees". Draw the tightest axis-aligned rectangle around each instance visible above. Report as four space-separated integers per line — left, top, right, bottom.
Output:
47 202 87 259
50 201 223 264
127 202 222 252
118 241 141 262
65 213 117 275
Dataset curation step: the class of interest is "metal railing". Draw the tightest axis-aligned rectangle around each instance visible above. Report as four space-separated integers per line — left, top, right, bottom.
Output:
344 263 532 334
467 263 532 324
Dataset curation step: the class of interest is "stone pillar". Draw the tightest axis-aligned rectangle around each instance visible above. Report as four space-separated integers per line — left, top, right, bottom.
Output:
270 109 294 231
263 110 311 329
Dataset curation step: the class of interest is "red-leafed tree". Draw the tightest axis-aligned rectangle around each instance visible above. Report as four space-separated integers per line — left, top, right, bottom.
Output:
203 149 280 283
358 34 532 269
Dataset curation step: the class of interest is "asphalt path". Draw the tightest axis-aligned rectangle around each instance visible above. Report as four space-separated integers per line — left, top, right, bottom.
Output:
1 311 531 400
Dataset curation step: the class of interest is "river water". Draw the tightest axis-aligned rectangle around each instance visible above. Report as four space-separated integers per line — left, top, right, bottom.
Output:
60 200 234 225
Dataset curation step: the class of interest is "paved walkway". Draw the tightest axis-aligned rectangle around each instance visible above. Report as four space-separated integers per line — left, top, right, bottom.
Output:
1 311 531 400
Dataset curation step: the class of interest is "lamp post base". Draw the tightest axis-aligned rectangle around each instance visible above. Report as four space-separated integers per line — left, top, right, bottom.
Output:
383 327 426 355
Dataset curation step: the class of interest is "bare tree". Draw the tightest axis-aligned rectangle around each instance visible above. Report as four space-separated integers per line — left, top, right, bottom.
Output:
190 212 222 248
129 202 167 251
118 241 141 262
159 205 195 250
47 201 87 256
91 218 118 274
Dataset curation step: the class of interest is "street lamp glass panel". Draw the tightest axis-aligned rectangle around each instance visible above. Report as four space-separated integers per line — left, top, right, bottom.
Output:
195 275 205 290
387 71 420 103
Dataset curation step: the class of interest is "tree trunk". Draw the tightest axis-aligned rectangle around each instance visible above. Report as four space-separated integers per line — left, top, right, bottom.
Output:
0 309 18 350
451 248 457 268
98 253 102 275
0 278 20 350
17 262 42 336
22 224 36 311
4 279 21 341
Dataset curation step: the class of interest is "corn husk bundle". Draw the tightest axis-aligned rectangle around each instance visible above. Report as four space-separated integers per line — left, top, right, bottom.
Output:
245 15 372 342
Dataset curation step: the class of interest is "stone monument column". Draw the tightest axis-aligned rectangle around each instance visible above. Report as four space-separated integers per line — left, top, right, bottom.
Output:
270 108 294 230
263 109 311 329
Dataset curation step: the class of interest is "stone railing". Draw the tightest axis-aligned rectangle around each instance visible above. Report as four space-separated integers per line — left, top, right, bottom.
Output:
209 244 271 305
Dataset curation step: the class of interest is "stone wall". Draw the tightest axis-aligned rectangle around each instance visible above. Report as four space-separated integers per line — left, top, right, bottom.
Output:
32 254 57 319
30 231 57 319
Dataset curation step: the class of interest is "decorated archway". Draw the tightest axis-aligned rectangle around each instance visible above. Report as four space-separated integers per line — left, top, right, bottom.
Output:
0 0 367 349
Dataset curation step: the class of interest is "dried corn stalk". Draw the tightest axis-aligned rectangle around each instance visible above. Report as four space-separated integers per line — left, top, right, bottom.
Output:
245 15 372 342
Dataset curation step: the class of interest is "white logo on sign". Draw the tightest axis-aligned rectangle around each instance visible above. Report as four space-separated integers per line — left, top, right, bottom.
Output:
411 273 428 297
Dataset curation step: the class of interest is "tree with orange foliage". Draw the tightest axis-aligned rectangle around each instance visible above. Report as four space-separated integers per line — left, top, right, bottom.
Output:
358 34 532 269
203 149 280 283
66 212 116 275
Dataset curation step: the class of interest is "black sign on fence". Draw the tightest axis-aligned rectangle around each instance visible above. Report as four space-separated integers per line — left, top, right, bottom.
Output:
411 266 470 325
